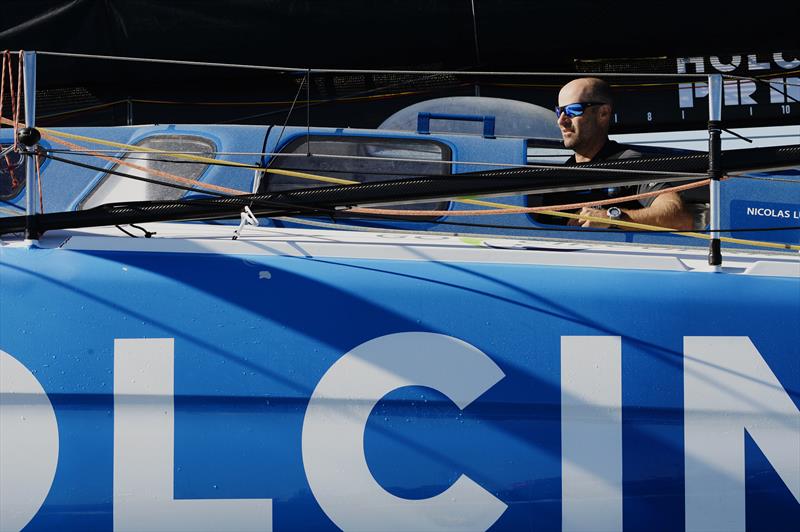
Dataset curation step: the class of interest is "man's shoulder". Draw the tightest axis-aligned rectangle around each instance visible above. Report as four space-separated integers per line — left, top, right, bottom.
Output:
605 140 698 161
601 140 643 161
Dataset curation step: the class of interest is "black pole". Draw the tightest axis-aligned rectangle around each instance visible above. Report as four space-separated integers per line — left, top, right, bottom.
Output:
708 119 722 266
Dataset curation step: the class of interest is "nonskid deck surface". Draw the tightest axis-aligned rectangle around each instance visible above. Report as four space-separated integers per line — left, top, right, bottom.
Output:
4 222 798 277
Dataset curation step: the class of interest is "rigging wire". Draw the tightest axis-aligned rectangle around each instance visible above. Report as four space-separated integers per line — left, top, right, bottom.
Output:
254 72 307 210
266 74 307 170
33 50 715 78
13 50 799 128
32 76 800 124
221 78 461 124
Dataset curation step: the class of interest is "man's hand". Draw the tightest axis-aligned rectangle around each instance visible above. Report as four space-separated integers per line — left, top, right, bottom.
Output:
576 206 621 228
570 193 694 231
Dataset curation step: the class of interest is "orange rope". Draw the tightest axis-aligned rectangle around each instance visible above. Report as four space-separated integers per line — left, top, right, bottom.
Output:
1 52 6 129
45 135 247 195
0 52 14 189
13 51 21 148
35 151 43 212
1 114 246 196
36 129 248 196
349 178 712 217
1 52 21 189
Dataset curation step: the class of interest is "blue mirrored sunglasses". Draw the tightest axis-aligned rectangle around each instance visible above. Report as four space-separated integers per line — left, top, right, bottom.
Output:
554 101 606 118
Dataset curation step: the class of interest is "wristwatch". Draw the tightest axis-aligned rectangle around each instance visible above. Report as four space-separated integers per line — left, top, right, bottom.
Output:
606 206 623 219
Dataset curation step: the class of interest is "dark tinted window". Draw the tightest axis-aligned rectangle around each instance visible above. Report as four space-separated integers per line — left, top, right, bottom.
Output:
262 136 452 218
0 146 25 199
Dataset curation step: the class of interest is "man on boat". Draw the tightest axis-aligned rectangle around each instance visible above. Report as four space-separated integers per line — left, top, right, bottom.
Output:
555 77 694 230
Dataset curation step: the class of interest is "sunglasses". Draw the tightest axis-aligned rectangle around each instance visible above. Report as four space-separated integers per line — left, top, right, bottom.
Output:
554 101 607 118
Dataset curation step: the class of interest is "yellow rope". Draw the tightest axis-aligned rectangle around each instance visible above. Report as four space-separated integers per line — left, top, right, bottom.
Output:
265 168 357 185
38 127 359 184
468 198 800 251
39 127 254 167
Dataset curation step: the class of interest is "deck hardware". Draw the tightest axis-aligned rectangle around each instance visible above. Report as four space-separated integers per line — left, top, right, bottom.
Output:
232 206 259 240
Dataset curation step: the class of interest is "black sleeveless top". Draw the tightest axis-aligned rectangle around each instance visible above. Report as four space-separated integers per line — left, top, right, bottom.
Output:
532 140 666 225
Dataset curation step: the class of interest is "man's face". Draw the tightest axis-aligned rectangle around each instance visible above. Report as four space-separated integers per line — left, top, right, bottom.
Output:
557 82 608 152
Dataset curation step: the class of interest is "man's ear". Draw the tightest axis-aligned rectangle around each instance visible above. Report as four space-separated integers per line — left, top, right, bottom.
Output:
598 104 612 125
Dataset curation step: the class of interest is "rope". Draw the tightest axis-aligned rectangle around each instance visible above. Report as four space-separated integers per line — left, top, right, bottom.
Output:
35 151 43 212
4 117 360 189
36 88 438 124
32 127 354 183
1 52 21 190
352 188 800 251
352 179 713 217
36 130 247 195
1 52 6 130
36 51 303 73
14 51 21 148
351 198 800 251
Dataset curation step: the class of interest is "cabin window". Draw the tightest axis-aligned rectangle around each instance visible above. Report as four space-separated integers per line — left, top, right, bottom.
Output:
261 136 452 219
0 145 25 200
80 135 215 209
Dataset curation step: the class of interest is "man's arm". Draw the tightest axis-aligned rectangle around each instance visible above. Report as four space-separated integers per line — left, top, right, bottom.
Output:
578 191 695 231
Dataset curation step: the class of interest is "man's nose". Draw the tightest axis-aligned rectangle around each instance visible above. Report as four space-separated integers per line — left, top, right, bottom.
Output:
557 111 570 127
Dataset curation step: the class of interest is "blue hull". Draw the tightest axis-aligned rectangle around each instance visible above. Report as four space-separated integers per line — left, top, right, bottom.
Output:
1 230 797 531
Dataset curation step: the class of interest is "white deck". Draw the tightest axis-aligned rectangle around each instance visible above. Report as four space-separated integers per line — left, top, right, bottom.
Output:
4 223 797 278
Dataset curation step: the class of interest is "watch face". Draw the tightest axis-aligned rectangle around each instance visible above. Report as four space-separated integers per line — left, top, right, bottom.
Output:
607 207 622 219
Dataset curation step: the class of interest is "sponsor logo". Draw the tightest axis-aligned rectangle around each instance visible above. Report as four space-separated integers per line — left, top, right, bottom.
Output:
1 334 798 531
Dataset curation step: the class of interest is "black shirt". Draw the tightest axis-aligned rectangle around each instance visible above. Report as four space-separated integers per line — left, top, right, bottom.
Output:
532 139 666 225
